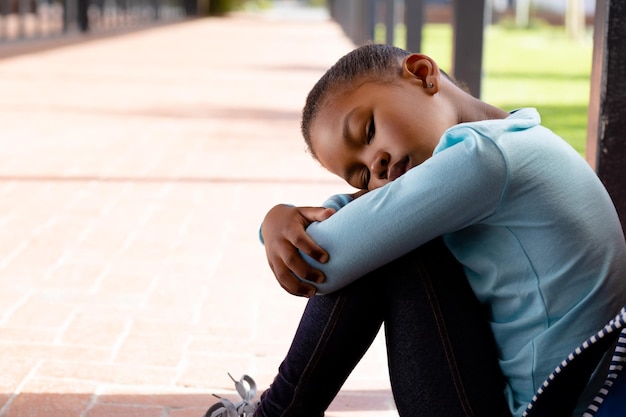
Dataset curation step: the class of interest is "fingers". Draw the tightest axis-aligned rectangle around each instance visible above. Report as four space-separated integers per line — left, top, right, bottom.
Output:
261 204 332 297
266 239 324 298
269 239 324 281
262 205 332 263
290 207 333 263
298 206 336 223
288 230 329 264
267 255 319 298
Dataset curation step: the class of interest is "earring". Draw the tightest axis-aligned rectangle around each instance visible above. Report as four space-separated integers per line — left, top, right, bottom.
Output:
427 82 433 88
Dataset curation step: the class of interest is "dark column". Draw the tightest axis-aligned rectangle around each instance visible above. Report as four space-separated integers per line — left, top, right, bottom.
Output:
63 0 76 32
355 0 376 45
586 0 626 230
0 0 7 40
346 1 359 43
328 0 336 20
184 0 196 16
385 0 395 45
77 0 88 31
330 0 376 46
368 0 377 43
152 0 160 20
329 0 351 42
405 0 423 53
451 0 485 97
329 0 346 27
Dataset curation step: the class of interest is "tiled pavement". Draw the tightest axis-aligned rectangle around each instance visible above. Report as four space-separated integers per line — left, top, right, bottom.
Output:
0 5 397 417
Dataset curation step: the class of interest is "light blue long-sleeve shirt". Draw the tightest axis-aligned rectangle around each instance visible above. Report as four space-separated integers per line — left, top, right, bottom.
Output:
298 108 626 416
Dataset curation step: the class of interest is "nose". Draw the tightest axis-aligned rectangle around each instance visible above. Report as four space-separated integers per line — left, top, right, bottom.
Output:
369 151 390 183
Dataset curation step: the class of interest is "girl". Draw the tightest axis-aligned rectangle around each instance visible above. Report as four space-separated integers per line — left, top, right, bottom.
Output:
207 44 626 417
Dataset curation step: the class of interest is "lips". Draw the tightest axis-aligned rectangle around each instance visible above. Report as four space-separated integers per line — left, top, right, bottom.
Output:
388 156 410 181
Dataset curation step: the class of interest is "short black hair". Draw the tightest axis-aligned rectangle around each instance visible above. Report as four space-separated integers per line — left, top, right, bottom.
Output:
301 44 410 160
300 44 463 160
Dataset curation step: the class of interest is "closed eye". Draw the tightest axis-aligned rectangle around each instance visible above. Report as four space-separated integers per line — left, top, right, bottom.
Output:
358 115 375 189
366 115 375 144
361 167 370 190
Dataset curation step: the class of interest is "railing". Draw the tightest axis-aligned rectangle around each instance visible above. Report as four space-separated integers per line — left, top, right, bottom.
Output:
328 0 626 233
0 0 190 42
328 0 485 98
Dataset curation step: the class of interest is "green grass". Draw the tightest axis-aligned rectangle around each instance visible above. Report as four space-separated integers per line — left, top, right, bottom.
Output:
375 23 594 154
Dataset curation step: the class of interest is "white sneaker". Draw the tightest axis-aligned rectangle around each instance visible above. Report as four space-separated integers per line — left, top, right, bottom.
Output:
204 374 260 417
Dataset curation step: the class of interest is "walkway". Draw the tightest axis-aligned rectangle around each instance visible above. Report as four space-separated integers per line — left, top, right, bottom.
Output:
0 4 396 417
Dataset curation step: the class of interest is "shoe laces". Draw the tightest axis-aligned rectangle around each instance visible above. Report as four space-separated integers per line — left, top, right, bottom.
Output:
205 373 260 417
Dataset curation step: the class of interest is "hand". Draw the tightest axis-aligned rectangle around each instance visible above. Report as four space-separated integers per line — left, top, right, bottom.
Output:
261 204 335 297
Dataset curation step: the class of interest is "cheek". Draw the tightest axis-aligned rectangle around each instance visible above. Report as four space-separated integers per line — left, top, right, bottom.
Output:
368 178 390 191
312 136 353 181
381 116 418 148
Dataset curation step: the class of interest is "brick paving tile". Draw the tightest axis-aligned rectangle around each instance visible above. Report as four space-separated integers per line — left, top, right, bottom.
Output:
0 3 397 417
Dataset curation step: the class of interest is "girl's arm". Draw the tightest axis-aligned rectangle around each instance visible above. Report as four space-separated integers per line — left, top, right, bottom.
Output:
303 133 507 294
260 193 361 297
261 205 336 297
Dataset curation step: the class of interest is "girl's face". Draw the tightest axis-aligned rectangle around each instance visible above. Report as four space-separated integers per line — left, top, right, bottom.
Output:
309 55 454 191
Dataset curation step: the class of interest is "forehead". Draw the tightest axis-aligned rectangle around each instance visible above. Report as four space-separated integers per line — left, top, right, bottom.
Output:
312 80 380 134
309 81 387 175
310 79 396 146
309 95 352 175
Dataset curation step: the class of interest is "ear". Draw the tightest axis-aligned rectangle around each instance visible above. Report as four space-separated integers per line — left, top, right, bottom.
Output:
402 54 440 94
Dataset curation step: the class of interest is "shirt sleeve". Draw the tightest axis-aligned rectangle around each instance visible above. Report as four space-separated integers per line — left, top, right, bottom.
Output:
303 130 508 294
322 194 355 211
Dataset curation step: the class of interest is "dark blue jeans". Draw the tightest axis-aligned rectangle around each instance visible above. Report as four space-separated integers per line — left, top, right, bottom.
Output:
255 238 512 417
